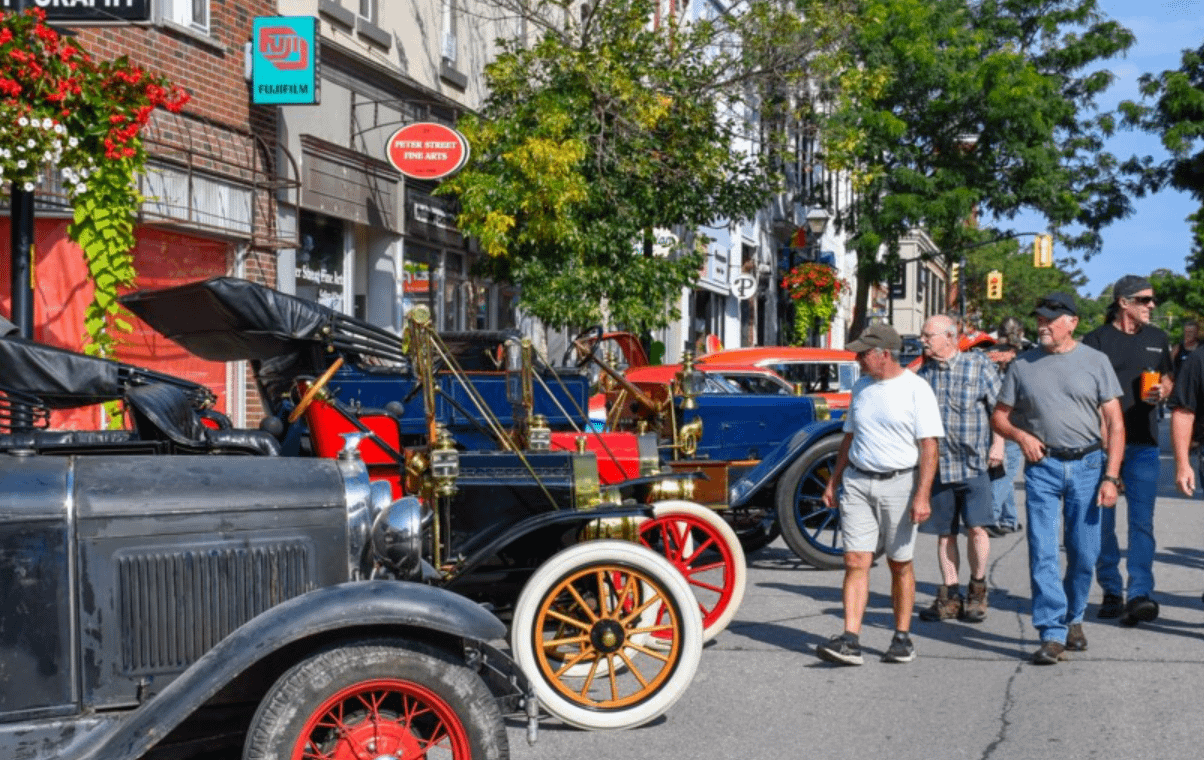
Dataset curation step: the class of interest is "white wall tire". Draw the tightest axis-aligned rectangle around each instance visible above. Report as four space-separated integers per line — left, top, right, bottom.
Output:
642 500 747 641
510 540 703 730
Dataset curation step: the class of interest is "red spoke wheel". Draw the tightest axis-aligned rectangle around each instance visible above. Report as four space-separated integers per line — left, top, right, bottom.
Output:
245 639 507 760
294 678 467 759
639 500 746 641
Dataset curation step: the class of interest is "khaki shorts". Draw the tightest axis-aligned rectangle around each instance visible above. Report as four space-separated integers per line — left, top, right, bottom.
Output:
840 467 919 561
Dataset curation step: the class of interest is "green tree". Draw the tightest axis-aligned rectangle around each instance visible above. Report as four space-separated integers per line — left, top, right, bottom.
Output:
808 0 1135 335
440 0 835 333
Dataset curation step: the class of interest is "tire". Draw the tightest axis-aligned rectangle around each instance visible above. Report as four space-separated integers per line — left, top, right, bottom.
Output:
775 435 883 570
244 638 508 760
640 500 747 641
510 540 703 730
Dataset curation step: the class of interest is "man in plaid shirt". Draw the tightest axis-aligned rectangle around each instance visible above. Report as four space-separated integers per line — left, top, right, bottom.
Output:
916 314 1005 623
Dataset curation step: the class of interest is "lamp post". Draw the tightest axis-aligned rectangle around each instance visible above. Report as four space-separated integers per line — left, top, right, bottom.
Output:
804 207 829 345
805 206 829 254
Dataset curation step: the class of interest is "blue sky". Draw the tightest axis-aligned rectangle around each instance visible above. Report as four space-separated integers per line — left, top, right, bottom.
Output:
1003 0 1204 297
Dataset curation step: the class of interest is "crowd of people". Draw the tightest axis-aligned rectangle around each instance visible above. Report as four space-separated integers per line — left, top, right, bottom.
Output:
816 274 1195 666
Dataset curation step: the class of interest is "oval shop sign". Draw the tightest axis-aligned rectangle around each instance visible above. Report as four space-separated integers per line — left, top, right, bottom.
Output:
386 122 470 180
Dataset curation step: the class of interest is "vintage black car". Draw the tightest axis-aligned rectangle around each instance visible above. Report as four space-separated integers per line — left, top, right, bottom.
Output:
0 439 527 759
0 311 705 734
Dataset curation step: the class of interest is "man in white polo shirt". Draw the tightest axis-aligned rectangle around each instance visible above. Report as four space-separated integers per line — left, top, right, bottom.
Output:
817 323 945 665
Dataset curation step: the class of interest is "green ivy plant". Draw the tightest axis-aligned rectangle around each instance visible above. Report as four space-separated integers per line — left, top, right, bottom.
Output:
0 8 188 357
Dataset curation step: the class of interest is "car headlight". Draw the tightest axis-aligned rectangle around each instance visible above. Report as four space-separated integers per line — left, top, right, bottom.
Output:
336 436 374 580
371 496 427 579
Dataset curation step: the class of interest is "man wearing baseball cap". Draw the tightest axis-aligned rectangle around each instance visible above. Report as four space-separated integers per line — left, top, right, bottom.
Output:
1083 275 1173 627
991 292 1124 664
817 323 944 666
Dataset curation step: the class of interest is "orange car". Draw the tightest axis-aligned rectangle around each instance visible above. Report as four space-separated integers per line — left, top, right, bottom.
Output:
697 346 859 414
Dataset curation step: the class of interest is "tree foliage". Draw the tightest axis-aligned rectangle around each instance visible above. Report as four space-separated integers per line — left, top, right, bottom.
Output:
1122 45 1204 327
962 240 1085 338
806 0 1135 334
440 0 834 333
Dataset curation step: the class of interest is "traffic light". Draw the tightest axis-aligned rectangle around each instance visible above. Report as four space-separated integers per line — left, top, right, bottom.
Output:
1033 234 1053 268
986 270 1003 300
950 261 960 286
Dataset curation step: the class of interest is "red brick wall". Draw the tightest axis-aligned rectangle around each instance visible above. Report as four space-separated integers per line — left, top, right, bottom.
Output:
70 5 276 132
69 8 286 426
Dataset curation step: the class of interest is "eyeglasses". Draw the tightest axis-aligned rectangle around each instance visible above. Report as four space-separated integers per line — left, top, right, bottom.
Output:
1127 295 1156 306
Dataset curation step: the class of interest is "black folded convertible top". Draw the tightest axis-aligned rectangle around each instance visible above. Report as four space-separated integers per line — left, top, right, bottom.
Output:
121 277 520 371
0 335 210 409
120 276 338 362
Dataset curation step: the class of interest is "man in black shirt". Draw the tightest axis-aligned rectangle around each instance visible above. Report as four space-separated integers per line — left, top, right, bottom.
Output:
1082 275 1173 627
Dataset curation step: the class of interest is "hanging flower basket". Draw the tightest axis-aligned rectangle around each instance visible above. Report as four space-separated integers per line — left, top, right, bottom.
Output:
781 262 845 345
0 8 188 355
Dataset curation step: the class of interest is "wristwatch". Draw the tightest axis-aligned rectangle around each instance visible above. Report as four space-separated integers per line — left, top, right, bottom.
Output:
1101 475 1122 487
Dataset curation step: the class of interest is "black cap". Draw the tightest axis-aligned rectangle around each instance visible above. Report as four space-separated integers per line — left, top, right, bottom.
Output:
1113 275 1153 300
847 323 903 352
1031 292 1077 319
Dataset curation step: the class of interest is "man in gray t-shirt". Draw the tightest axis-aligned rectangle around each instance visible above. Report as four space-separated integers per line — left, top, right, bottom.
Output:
991 291 1124 665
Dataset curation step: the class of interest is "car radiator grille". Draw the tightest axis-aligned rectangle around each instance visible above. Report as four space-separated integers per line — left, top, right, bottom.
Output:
117 541 313 672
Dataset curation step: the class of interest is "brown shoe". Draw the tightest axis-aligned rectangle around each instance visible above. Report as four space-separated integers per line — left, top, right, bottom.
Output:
919 585 963 621
1065 623 1088 651
961 579 988 623
1032 640 1067 665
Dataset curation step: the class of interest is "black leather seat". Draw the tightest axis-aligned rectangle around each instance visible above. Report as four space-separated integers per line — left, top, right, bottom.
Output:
126 384 281 456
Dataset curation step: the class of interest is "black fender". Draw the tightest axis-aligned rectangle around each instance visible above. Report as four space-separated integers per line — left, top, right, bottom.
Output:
449 504 656 581
81 581 505 760
728 419 845 507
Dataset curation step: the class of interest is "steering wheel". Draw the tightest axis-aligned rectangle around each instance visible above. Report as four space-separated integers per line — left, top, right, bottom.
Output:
288 357 345 423
563 325 604 367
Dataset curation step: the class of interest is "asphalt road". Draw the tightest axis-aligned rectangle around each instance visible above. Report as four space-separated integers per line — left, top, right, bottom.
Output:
507 422 1204 760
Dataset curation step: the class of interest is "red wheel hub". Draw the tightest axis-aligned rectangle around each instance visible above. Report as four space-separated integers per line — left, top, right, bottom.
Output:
293 677 469 760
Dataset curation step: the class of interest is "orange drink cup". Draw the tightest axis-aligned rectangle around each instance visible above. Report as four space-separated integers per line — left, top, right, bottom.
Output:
1140 370 1160 401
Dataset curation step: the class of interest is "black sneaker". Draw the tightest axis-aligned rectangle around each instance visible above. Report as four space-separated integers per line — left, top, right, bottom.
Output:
1097 593 1124 619
816 633 863 666
1120 596 1160 627
882 632 916 663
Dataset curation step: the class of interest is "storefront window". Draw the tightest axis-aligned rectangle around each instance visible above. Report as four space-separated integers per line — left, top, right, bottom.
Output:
496 286 518 330
442 252 464 331
403 244 436 320
297 211 345 311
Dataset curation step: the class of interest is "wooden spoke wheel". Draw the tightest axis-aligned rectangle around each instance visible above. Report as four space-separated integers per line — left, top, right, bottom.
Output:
511 541 702 730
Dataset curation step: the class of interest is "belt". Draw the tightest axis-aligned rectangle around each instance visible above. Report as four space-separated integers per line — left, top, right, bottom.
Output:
851 464 916 480
1045 441 1102 460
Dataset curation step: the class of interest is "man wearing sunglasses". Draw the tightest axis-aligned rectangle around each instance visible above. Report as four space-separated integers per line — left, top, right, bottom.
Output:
991 292 1124 664
1082 275 1173 628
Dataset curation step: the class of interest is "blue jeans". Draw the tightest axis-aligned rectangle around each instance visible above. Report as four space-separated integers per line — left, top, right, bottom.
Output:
1096 444 1159 600
1024 450 1104 644
992 440 1023 528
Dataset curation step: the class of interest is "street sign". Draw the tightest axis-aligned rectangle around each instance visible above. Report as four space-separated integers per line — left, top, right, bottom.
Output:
251 17 320 105
731 274 757 300
387 122 470 180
